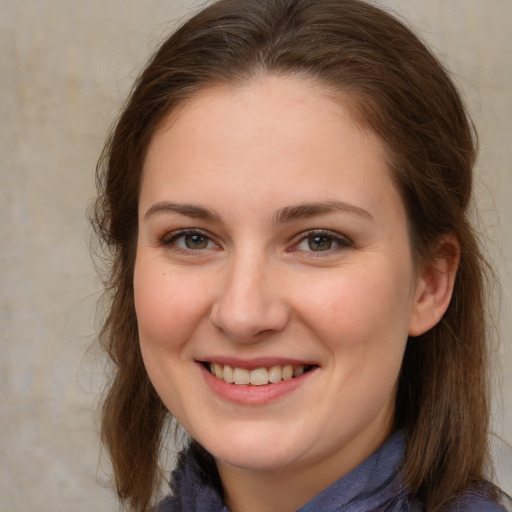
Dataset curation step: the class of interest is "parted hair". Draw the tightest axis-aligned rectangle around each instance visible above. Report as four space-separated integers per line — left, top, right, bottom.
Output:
91 1 494 511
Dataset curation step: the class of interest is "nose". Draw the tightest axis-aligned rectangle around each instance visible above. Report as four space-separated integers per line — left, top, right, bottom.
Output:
210 252 289 342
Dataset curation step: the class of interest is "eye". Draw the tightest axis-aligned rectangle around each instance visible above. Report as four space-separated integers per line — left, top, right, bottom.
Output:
299 234 334 252
292 230 352 253
163 229 219 251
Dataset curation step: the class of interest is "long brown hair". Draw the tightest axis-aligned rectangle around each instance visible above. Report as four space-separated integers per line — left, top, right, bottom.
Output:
91 1 493 510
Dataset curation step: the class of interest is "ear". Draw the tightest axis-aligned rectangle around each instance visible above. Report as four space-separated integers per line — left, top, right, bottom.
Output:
408 234 460 337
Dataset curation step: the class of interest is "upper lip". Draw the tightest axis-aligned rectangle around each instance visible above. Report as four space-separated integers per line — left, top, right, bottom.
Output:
197 356 317 371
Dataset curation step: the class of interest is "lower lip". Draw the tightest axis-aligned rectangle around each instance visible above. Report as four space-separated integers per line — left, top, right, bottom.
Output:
199 364 315 405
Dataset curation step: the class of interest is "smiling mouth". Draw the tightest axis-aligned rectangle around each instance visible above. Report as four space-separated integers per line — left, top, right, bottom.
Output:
204 362 315 386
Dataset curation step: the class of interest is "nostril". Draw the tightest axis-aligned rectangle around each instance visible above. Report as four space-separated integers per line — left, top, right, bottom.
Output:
209 268 290 341
210 297 290 342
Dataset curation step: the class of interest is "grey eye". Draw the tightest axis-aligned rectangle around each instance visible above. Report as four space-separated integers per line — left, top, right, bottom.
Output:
170 232 217 250
296 235 335 252
184 234 210 249
307 235 333 251
293 230 351 254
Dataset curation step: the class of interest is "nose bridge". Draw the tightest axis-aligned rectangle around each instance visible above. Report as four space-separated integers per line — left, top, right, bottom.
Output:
210 245 288 341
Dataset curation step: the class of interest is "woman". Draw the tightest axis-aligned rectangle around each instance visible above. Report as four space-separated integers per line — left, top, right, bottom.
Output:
91 0 511 511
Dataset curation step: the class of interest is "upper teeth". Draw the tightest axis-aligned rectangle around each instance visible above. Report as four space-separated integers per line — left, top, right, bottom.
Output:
209 363 306 386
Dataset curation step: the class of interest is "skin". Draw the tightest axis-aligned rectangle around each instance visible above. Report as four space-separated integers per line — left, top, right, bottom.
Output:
134 75 457 512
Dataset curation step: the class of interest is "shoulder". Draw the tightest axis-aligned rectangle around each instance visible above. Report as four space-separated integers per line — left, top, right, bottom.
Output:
154 495 174 512
445 488 512 512
153 443 227 512
495 491 512 512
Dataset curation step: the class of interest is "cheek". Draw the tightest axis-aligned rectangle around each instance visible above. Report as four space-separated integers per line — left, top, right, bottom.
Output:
291 261 414 370
302 269 412 414
299 269 411 331
133 258 212 350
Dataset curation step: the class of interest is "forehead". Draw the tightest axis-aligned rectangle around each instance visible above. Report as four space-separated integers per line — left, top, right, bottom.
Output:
141 74 404 227
155 74 377 142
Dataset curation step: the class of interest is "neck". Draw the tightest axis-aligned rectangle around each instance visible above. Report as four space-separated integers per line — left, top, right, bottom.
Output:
216 425 392 512
219 464 318 512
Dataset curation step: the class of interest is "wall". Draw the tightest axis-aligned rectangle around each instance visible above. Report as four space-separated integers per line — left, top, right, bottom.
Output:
1 1 510 510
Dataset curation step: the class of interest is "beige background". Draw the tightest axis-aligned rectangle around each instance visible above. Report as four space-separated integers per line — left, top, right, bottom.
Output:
1 1 511 510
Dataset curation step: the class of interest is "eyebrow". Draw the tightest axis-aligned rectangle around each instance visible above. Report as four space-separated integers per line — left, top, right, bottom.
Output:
272 201 374 224
144 201 220 221
143 200 373 224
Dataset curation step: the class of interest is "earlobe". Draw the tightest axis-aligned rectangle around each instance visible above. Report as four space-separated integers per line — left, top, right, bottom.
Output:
408 234 460 337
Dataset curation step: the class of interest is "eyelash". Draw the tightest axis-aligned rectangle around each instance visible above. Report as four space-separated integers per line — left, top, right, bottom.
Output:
288 229 353 257
160 228 353 256
160 229 220 254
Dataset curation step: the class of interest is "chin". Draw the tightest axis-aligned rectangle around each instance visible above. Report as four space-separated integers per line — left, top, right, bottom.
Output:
213 447 296 472
197 428 303 471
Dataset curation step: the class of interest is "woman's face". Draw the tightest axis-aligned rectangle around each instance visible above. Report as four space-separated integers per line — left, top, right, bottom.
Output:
135 76 425 482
